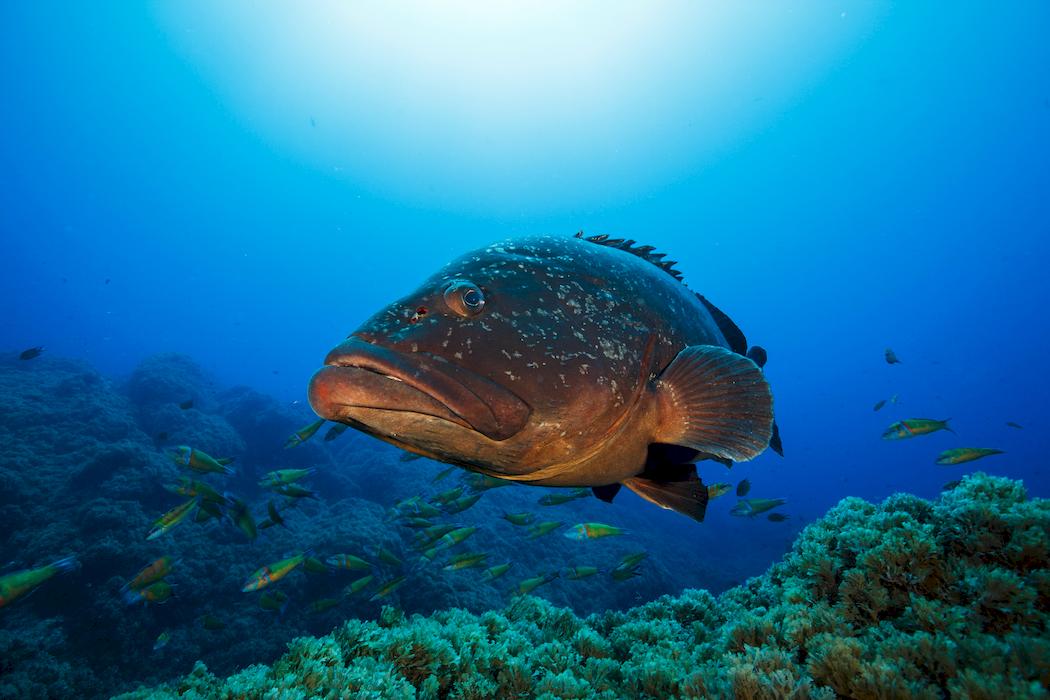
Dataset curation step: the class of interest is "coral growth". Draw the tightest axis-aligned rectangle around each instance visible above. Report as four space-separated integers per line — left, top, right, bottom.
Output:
0 353 704 698
117 472 1049 699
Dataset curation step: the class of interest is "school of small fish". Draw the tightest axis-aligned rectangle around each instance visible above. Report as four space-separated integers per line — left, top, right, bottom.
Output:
878 347 1009 469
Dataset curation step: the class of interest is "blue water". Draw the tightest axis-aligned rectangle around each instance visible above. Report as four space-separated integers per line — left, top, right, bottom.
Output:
2 3 1048 696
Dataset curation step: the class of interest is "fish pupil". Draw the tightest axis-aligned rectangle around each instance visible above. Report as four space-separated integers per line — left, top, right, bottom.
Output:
463 289 481 308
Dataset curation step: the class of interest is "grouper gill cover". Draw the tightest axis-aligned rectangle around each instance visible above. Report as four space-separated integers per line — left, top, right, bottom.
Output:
1 4 1047 699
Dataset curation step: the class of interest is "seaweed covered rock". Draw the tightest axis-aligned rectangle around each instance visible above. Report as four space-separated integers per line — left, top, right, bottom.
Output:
117 473 1050 699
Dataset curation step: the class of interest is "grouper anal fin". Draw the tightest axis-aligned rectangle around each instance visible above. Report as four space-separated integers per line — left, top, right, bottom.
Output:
653 345 773 463
623 463 709 522
591 483 622 503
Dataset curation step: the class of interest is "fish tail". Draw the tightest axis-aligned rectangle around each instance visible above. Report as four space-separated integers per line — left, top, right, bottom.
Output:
51 555 78 574
942 418 955 434
122 589 143 606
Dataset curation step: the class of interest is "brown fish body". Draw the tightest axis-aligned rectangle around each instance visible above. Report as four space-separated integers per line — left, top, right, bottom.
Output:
310 234 775 520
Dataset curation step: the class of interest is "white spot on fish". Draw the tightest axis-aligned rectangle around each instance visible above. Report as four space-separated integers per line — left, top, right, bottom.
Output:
598 338 627 360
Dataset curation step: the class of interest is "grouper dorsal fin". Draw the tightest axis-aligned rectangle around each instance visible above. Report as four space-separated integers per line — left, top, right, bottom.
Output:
695 294 748 356
574 231 685 282
653 345 773 463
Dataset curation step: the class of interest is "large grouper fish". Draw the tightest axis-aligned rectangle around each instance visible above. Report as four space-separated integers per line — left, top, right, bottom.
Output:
309 233 781 522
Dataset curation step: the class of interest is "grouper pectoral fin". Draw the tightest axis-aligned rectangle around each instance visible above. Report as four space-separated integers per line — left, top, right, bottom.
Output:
653 345 773 463
623 464 709 522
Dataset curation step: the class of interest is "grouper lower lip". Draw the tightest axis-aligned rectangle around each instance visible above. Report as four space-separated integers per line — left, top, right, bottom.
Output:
308 336 531 442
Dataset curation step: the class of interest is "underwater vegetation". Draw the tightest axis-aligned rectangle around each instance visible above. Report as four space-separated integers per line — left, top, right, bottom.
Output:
115 471 1049 699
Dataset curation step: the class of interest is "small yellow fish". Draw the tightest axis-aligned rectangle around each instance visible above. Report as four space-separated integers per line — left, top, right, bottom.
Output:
303 557 330 575
730 498 787 518
170 446 234 475
165 478 227 503
527 521 562 539
242 552 308 592
515 571 559 596
122 556 175 592
326 554 371 571
284 419 326 448
706 482 732 499
259 469 314 488
442 493 482 514
430 487 464 505
377 547 403 567
124 580 174 605
538 488 590 506
617 552 647 569
0 556 77 608
194 500 224 523
563 523 627 540
882 418 953 440
462 473 512 492
413 524 457 549
324 423 349 442
369 576 407 601
481 563 512 581
344 575 374 596
225 495 257 541
147 498 199 540
435 526 477 550
432 466 455 482
272 484 317 499
259 590 289 613
444 552 488 571
610 565 641 582
935 448 1004 466
262 500 286 529
153 631 172 651
565 566 600 580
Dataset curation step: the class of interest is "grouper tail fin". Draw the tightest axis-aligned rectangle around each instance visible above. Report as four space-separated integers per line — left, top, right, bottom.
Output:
653 345 773 463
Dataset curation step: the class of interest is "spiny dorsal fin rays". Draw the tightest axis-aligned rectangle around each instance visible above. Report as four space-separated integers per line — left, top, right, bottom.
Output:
574 231 685 282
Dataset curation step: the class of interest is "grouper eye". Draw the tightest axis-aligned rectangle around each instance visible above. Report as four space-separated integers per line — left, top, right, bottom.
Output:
443 279 486 318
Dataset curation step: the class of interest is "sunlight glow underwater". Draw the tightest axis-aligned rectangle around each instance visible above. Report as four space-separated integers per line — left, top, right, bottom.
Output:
156 2 885 214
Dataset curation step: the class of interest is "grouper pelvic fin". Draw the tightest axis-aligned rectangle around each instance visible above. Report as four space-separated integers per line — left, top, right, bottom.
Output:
653 345 773 463
623 463 709 522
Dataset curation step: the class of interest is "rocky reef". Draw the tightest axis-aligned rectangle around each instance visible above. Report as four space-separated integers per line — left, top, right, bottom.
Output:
1 352 778 699
115 472 1049 699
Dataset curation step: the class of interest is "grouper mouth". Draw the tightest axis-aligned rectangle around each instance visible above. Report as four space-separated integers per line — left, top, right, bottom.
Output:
308 336 531 442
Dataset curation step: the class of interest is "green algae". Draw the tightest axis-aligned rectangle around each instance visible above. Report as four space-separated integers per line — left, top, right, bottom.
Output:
116 473 1050 699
